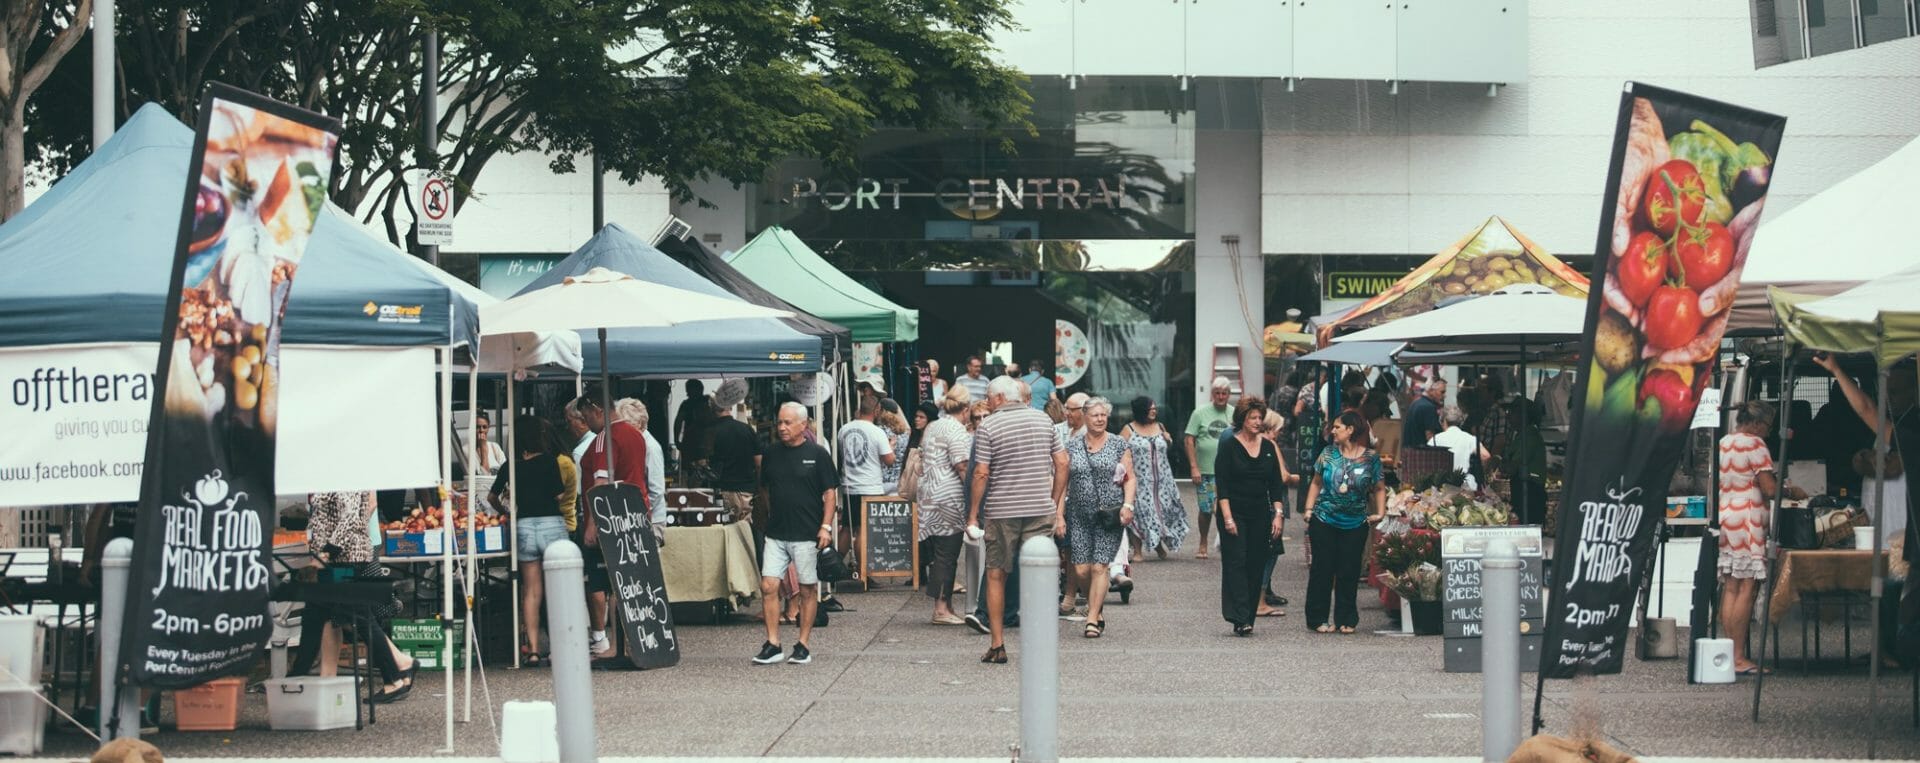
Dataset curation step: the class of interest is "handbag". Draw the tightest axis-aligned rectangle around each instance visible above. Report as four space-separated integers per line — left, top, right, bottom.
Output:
1094 505 1124 530
1776 505 1820 550
816 545 854 583
899 447 925 499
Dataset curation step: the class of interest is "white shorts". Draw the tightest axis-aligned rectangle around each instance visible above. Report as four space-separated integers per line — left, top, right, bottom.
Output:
761 539 821 586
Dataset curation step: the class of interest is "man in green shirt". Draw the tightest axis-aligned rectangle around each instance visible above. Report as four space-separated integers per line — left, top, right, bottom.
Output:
1184 376 1236 559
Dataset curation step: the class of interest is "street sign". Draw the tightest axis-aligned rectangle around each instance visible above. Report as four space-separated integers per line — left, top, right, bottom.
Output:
407 169 455 246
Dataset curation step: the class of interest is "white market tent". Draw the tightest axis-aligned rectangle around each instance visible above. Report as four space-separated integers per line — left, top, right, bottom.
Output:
1729 134 1920 332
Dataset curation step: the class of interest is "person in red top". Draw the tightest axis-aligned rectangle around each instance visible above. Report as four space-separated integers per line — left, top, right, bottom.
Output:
571 393 649 657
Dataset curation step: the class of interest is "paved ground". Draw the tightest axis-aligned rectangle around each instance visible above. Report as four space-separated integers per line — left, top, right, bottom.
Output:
31 491 1920 760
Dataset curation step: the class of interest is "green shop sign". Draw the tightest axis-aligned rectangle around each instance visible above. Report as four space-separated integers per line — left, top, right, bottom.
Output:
1324 271 1402 300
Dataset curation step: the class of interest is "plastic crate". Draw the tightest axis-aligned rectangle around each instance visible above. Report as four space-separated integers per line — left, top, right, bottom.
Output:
0 686 48 755
263 676 356 731
0 615 44 686
174 677 245 731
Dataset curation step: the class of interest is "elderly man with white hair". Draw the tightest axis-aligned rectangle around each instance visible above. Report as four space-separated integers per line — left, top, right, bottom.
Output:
753 402 839 666
965 374 1066 664
1183 376 1237 559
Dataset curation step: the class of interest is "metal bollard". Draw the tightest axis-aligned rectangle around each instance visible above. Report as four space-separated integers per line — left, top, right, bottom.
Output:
541 541 598 763
1017 535 1059 763
98 537 140 741
1481 538 1522 762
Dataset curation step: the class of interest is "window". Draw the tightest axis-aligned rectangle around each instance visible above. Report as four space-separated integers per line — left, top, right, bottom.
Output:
1755 0 1916 67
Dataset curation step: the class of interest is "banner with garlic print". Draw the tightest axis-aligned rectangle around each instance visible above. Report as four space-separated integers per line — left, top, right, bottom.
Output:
125 84 340 687
1539 83 1783 680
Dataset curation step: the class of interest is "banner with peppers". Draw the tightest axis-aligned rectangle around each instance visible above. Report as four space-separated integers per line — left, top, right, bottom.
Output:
1540 83 1784 677
124 84 340 688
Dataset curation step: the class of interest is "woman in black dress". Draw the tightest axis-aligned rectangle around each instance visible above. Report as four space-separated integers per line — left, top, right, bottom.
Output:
1213 397 1290 636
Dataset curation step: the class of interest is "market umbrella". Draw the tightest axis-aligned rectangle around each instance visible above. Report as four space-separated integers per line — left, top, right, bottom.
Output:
1296 340 1405 366
481 266 791 468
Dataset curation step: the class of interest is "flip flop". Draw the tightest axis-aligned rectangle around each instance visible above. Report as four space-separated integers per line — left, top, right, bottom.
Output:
1338 626 1357 635
1314 624 1334 633
1258 609 1287 617
1736 665 1772 676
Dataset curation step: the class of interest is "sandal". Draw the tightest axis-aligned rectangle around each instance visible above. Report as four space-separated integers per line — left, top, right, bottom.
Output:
1314 624 1334 633
1059 600 1077 616
981 645 1008 664
1338 625 1357 635
521 650 546 668
1083 621 1105 638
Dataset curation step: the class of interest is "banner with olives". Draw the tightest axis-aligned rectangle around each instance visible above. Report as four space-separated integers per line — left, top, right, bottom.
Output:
1540 83 1784 678
125 84 340 688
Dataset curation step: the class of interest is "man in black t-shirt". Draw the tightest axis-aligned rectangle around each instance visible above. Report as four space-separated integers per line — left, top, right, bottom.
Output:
754 402 839 665
708 406 763 530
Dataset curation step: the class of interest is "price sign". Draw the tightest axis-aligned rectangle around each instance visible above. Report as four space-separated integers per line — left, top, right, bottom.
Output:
586 483 678 669
859 496 918 587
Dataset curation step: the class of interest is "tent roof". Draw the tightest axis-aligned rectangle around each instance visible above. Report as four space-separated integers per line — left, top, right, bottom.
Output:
515 224 821 377
1315 216 1587 346
1732 135 1920 333
655 234 851 360
1773 262 1920 367
0 103 479 350
726 226 919 342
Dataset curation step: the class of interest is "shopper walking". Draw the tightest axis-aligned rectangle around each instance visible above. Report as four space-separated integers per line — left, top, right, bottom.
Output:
879 399 912 495
925 359 949 409
1054 397 1133 637
1303 411 1385 634
1405 378 1446 448
755 403 839 665
918 389 973 624
957 355 991 402
838 395 895 550
1022 359 1057 411
1123 395 1188 561
709 401 762 529
1213 397 1287 636
968 376 1066 664
1185 377 1236 559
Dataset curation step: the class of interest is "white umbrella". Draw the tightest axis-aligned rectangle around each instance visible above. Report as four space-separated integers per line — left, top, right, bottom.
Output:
1333 284 1587 349
480 266 791 471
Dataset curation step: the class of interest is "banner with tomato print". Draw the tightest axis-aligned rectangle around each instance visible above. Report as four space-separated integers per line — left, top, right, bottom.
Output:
1541 84 1783 677
123 84 340 688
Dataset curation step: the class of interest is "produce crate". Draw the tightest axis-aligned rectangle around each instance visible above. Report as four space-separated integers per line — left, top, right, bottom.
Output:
174 677 245 731
390 617 466 669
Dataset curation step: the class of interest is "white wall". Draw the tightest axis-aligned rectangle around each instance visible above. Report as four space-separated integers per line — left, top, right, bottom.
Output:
1261 0 1920 258
1193 129 1265 401
426 150 673 254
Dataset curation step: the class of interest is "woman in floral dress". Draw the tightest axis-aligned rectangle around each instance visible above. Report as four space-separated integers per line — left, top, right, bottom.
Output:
1054 397 1134 637
1717 401 1803 674
1122 396 1189 561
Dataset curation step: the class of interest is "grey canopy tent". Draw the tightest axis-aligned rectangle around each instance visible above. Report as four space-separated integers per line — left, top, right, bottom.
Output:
655 233 851 362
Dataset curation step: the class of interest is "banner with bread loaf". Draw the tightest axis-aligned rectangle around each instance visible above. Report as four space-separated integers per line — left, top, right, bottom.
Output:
1540 83 1784 679
124 84 341 687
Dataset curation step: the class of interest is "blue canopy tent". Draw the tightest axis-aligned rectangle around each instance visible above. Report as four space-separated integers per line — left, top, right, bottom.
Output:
516 223 822 377
0 103 479 350
0 103 484 504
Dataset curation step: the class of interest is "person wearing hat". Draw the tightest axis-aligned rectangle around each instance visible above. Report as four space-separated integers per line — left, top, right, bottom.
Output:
857 373 886 406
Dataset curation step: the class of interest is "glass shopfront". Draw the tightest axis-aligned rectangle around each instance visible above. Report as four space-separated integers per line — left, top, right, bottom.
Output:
749 78 1197 440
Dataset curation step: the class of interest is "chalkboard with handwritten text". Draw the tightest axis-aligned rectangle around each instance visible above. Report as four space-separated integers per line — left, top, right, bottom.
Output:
860 496 919 587
1441 526 1544 672
587 484 678 669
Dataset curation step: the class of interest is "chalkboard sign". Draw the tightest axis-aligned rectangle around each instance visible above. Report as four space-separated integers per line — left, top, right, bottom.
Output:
859 496 919 587
1440 526 1544 673
586 484 679 670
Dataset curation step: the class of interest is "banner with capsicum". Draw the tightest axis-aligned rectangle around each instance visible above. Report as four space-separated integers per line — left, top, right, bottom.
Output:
1541 84 1784 677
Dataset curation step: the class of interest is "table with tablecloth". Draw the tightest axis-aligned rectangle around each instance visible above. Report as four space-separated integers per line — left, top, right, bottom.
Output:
1767 549 1886 622
661 522 760 606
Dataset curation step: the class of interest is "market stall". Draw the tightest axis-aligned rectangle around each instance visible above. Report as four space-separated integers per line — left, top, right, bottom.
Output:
1761 263 1920 752
726 225 918 343
655 234 852 363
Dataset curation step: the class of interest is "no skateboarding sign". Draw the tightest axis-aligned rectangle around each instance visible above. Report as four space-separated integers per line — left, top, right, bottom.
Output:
407 169 455 246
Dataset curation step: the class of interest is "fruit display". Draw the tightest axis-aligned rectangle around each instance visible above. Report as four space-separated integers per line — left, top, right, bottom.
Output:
1589 97 1775 433
383 503 506 535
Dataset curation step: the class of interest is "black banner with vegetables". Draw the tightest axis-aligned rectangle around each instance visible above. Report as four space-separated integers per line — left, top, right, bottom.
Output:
124 84 340 688
1540 84 1784 678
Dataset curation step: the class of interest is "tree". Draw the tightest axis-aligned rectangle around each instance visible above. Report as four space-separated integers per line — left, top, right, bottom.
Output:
28 0 1031 246
2 0 90 219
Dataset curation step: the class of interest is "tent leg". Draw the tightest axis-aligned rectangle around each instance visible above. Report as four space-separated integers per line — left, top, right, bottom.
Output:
466 364 480 720
439 347 455 753
1753 355 1797 721
1869 366 1891 759
508 375 522 672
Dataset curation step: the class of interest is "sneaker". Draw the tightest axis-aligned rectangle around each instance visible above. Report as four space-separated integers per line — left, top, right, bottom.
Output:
787 643 812 664
752 641 785 665
588 633 613 657
963 613 988 634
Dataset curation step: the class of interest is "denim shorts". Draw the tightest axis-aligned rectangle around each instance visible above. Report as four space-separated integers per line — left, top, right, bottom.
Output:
516 516 570 561
761 539 821 585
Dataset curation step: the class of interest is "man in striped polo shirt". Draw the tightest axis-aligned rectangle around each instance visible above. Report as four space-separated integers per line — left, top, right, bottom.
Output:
967 375 1067 664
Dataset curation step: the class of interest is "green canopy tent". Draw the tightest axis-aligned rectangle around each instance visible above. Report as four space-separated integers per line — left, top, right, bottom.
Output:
1761 268 1920 755
726 226 918 343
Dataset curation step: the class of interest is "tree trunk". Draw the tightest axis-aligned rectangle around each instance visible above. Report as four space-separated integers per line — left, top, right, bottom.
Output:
1 104 26 221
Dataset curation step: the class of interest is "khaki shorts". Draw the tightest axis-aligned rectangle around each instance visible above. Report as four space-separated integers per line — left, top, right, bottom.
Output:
984 515 1055 572
721 490 754 522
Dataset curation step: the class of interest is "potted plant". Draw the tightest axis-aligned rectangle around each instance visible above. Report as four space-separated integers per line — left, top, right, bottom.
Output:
1372 529 1445 635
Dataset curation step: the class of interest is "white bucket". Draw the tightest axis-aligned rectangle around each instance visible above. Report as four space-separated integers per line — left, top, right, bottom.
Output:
1856 526 1876 550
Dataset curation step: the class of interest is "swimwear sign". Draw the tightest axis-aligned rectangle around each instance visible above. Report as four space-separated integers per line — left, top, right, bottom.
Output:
1323 272 1404 300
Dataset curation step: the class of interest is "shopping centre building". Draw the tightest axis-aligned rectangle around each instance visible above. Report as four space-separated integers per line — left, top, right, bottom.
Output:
443 0 1920 418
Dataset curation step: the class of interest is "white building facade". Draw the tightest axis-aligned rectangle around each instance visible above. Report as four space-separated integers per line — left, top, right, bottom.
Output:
442 0 1920 437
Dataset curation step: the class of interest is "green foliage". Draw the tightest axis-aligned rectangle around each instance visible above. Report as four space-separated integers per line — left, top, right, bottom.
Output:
28 0 1032 244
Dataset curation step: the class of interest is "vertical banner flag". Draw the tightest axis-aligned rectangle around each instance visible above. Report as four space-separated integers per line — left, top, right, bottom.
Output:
1541 83 1784 677
124 84 340 687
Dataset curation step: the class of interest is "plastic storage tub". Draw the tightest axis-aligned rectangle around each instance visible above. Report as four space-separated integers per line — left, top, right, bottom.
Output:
174 677 246 731
263 676 356 730
0 614 44 685
0 685 48 755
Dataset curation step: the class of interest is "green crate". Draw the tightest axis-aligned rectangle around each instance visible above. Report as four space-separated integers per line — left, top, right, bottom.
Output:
390 618 465 668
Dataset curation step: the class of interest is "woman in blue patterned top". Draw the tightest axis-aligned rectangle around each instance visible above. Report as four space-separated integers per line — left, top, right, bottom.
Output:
1302 410 1385 634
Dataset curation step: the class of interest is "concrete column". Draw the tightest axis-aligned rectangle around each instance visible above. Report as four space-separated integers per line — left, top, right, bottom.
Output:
1192 129 1266 401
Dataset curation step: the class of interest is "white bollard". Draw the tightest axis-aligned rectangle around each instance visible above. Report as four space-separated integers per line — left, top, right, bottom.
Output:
541 541 597 763
1017 535 1059 763
1480 538 1522 762
97 538 141 741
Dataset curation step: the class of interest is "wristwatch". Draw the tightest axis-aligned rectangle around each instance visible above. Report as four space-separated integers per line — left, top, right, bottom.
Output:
1121 503 1135 510
820 524 833 531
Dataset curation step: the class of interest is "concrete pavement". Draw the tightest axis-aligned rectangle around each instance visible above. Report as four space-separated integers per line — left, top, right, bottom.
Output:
31 494 1920 760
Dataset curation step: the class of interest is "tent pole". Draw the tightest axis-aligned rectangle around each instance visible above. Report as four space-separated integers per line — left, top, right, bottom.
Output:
467 363 483 713
439 347 454 753
600 329 615 476
506 373 521 672
1868 365 1890 759
1753 352 1796 721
